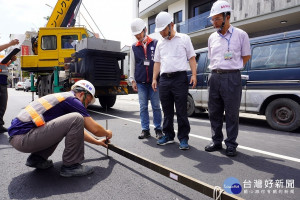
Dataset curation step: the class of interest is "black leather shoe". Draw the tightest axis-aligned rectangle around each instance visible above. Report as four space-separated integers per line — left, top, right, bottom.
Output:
205 142 222 152
0 126 8 133
138 130 150 139
226 146 237 157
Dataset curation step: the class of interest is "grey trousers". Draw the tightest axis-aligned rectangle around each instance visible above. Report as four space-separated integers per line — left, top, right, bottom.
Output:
0 84 8 126
10 113 85 166
208 71 242 148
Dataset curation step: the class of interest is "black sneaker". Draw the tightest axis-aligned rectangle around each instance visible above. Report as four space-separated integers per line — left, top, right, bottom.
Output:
155 129 164 139
138 130 150 139
60 163 94 177
0 126 8 133
25 154 54 169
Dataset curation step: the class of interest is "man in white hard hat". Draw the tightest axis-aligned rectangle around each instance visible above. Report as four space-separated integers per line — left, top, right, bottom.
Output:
205 0 251 156
129 18 163 140
152 11 197 150
8 80 112 177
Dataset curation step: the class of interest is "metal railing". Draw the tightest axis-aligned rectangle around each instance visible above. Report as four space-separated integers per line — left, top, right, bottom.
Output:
176 12 212 34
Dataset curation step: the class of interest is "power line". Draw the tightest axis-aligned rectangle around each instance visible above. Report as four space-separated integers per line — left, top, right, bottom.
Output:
82 3 105 39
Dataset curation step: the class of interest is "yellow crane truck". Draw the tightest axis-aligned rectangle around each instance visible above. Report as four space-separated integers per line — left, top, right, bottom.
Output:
21 0 129 108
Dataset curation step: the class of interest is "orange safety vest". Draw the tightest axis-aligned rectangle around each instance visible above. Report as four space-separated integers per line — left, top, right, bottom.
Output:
17 92 75 127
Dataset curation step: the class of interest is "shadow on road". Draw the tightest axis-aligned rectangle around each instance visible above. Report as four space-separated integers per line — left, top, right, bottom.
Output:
8 144 115 199
142 136 300 190
142 138 233 174
227 151 300 189
85 144 193 200
0 133 9 146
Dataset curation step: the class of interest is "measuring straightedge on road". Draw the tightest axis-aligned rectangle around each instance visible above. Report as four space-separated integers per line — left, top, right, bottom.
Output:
104 143 244 200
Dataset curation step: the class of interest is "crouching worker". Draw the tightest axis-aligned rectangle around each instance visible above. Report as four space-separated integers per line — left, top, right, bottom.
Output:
8 80 112 177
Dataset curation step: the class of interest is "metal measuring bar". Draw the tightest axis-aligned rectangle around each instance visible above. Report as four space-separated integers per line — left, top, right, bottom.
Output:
107 144 244 200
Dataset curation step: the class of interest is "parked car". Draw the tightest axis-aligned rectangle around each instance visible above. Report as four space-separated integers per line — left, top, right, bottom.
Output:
23 79 37 92
187 29 300 132
15 82 25 90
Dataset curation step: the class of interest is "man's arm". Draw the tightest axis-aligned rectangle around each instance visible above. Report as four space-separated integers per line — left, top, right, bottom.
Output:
6 55 17 66
152 62 161 92
84 130 109 147
189 56 197 89
0 39 19 52
84 117 112 139
242 55 251 66
129 47 138 91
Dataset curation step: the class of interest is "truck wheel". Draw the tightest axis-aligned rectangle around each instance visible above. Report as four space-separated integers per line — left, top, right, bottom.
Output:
265 98 300 132
99 96 117 108
187 95 195 117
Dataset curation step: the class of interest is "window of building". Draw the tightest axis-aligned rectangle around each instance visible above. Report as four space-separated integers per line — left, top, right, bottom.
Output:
194 2 211 17
174 10 183 32
148 14 157 34
174 10 183 24
41 35 57 50
148 9 167 34
61 35 79 49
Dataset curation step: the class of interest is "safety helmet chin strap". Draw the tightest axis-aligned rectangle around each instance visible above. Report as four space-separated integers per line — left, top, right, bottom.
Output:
139 28 147 42
218 12 227 33
74 87 89 107
164 24 172 40
82 92 88 107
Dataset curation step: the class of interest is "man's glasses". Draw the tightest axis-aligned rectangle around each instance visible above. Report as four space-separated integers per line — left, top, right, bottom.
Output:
210 17 223 23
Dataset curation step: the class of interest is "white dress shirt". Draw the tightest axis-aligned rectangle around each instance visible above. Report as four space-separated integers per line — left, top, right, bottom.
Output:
154 32 195 74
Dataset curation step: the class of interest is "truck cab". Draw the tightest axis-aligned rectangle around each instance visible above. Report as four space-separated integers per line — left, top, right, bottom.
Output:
21 27 92 72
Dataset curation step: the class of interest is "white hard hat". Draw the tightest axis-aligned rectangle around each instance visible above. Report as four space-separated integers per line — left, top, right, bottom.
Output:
71 80 96 105
155 11 173 32
131 18 146 35
209 0 232 18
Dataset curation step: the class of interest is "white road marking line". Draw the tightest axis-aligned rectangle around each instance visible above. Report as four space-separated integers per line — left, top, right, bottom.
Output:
190 134 300 163
89 110 300 163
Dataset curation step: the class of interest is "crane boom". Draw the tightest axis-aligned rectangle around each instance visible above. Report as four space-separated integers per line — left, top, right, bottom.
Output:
46 0 81 28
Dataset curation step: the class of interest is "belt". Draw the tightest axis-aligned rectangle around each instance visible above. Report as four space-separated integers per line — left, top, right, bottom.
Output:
211 69 240 74
161 71 186 78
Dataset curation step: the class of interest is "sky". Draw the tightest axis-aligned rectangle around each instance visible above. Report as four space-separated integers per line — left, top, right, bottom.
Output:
0 0 135 52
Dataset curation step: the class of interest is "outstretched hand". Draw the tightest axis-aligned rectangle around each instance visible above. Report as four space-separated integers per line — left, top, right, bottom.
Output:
97 138 110 148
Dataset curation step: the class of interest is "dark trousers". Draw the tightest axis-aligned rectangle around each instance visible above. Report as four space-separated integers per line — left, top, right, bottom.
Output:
0 84 8 126
208 71 242 148
159 71 190 141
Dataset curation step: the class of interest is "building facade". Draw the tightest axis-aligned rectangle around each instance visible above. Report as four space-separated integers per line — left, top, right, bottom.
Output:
136 0 300 49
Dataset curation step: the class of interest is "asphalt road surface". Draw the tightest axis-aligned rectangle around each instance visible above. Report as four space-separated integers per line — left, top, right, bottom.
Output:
0 89 299 200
